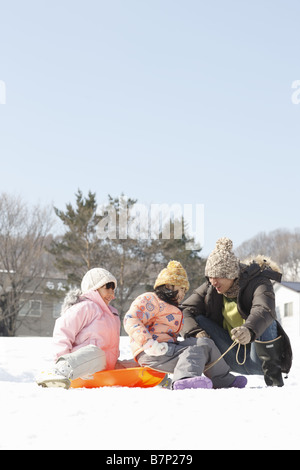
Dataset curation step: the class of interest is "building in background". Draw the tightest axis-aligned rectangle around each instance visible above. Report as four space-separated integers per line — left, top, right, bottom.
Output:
16 277 67 337
274 282 300 336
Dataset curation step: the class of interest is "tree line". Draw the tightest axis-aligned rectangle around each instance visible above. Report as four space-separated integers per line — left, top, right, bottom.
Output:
235 228 300 280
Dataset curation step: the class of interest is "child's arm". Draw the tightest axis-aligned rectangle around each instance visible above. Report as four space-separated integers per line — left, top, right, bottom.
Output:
123 294 157 349
53 301 93 361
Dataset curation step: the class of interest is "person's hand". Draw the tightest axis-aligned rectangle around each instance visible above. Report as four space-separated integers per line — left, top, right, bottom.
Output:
231 326 251 345
144 339 168 356
196 330 210 339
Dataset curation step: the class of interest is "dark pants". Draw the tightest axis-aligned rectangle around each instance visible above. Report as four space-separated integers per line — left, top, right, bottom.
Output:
195 315 278 375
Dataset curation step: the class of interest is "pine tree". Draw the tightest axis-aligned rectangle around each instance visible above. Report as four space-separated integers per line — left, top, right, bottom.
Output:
48 189 107 287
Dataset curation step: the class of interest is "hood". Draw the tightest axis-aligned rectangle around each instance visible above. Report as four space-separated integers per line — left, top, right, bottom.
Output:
240 255 282 283
61 288 119 317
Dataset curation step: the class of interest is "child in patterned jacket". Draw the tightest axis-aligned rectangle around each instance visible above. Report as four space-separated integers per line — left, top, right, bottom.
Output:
124 261 247 390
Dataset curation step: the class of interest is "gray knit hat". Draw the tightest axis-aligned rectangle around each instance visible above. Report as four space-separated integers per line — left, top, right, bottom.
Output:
205 237 240 279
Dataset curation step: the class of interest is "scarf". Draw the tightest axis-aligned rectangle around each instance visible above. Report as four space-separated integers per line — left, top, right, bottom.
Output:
223 278 240 299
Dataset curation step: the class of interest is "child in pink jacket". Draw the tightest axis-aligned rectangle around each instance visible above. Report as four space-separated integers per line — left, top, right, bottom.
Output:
37 268 120 389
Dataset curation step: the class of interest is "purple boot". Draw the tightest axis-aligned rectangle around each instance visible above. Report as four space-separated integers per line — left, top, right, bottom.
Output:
173 376 213 390
229 375 248 389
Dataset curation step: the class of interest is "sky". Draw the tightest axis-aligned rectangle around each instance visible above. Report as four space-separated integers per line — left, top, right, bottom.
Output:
1 0 300 256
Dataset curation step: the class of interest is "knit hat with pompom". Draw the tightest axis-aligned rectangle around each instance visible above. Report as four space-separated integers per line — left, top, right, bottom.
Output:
205 238 240 279
154 260 190 291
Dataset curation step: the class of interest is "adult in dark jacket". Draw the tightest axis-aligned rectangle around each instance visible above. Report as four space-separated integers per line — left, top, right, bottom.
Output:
181 238 293 387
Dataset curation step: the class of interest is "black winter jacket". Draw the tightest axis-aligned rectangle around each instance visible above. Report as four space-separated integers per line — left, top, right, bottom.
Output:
181 258 293 374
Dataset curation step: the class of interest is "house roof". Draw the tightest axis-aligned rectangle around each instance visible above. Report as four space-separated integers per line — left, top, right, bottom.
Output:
281 282 300 293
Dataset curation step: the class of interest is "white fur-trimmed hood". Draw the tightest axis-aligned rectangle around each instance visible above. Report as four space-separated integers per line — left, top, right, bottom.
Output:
242 255 281 274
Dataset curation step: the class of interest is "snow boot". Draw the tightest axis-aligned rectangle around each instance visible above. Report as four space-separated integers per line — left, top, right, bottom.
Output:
229 375 248 389
173 376 213 390
255 336 284 387
36 360 72 389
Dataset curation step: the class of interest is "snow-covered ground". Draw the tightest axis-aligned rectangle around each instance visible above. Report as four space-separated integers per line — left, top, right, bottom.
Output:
0 316 299 450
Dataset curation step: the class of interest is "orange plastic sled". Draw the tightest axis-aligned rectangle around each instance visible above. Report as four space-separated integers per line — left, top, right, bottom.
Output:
70 367 166 389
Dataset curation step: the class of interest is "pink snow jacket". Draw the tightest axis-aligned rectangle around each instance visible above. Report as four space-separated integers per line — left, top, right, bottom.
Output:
124 292 183 358
53 290 121 370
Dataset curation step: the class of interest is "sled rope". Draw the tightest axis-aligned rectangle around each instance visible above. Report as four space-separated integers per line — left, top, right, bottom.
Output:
204 340 247 373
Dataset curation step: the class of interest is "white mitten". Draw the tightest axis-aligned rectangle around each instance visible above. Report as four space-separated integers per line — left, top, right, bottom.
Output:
144 339 168 356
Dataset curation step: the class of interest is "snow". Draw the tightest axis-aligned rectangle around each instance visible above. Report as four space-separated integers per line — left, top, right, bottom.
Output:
1 317 299 450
